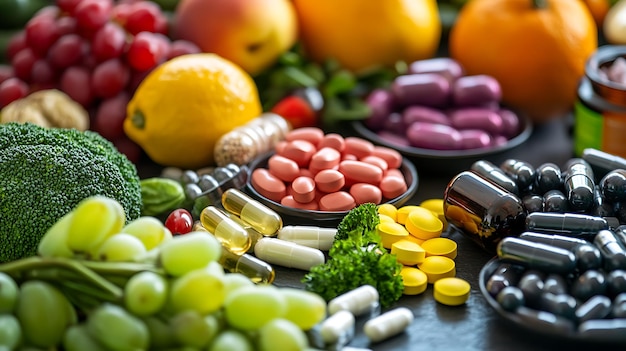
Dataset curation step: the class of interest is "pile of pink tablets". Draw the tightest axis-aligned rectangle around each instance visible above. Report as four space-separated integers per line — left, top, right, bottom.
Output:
249 127 408 212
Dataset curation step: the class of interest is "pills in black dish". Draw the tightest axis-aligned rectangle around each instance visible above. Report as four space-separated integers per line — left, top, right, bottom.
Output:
574 295 612 323
497 237 577 275
485 263 524 297
539 292 578 320
570 270 607 302
517 271 545 308
496 286 525 312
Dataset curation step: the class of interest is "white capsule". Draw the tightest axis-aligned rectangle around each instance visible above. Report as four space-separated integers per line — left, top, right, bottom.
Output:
277 225 337 251
363 307 414 343
327 285 380 316
319 310 355 345
253 237 325 271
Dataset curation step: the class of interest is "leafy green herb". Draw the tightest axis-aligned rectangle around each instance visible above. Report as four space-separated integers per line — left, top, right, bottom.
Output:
302 203 404 308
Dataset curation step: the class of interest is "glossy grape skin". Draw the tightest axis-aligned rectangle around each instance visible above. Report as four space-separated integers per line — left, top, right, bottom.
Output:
124 271 168 317
165 208 194 236
87 303 149 351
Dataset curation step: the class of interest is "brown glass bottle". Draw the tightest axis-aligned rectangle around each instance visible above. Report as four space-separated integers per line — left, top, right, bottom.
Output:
444 171 527 253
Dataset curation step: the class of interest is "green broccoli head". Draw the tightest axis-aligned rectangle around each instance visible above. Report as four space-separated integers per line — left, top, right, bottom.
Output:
0 123 142 262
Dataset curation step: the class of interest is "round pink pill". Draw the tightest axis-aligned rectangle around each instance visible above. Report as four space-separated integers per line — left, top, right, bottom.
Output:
251 168 286 203
268 154 300 182
314 169 345 193
319 191 357 211
291 176 316 204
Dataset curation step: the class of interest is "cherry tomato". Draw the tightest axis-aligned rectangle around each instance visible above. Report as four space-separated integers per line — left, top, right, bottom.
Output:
271 95 317 129
164 208 194 235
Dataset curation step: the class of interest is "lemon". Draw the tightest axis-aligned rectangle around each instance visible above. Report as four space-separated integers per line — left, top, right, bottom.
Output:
124 53 262 169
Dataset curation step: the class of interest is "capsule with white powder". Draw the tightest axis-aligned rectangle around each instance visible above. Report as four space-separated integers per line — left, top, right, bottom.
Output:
253 237 325 271
277 225 337 251
363 307 414 343
319 310 355 347
327 285 380 317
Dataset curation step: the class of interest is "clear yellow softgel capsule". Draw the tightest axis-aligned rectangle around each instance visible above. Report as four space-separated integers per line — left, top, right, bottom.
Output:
391 239 425 266
221 188 283 236
417 255 456 284
434 277 471 306
199 206 251 255
400 267 428 295
421 237 458 259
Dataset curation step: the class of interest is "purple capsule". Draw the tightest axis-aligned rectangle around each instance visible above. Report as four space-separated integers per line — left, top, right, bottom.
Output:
364 88 395 131
449 108 504 135
391 73 451 108
406 122 462 150
459 129 492 149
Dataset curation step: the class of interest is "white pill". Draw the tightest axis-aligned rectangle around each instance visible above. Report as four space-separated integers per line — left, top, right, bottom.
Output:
328 285 379 316
253 237 325 271
320 310 355 345
277 225 337 251
363 307 414 343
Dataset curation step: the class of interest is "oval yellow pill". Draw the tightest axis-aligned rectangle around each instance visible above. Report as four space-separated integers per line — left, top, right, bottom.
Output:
421 237 458 259
377 203 398 222
377 222 409 249
379 213 396 224
417 256 455 284
433 277 470 306
396 205 421 225
400 267 428 295
391 239 425 266
420 198 447 230
404 207 443 241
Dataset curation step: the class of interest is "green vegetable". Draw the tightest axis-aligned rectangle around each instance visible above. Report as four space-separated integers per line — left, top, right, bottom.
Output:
0 122 142 263
140 177 185 216
302 203 404 308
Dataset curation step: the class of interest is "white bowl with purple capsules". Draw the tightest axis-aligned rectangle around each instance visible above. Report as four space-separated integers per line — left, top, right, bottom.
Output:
351 57 533 174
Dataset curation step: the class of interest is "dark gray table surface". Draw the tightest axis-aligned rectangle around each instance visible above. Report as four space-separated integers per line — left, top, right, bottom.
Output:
138 115 624 351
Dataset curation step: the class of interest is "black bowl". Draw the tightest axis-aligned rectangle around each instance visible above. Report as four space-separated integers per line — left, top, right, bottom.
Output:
243 153 419 227
351 114 533 176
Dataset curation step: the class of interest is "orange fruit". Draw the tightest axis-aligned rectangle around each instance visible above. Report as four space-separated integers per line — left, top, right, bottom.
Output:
124 53 262 169
449 0 598 123
583 0 610 27
292 0 441 74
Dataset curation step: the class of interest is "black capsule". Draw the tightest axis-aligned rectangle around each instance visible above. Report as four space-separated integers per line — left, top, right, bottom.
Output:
540 292 577 320
575 295 612 323
534 163 563 195
600 169 626 203
485 263 524 296
525 212 609 237
582 148 626 178
578 319 626 343
563 158 595 212
611 293 626 318
522 194 544 214
497 237 577 275
574 243 603 273
543 274 568 295
571 270 607 301
613 201 626 224
500 159 536 190
590 185 615 218
514 307 575 335
470 160 519 195
615 225 626 245
518 232 588 251
543 190 569 213
518 271 545 308
593 230 626 271
496 286 525 312
607 269 626 297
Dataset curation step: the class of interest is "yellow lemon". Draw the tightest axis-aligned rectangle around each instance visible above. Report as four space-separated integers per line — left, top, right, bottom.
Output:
124 53 262 169
292 0 441 73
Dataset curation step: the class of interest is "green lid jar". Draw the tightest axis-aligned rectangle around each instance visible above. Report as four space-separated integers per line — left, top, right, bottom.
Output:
574 45 626 158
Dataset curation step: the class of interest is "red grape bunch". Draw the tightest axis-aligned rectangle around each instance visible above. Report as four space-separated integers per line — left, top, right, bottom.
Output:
0 0 201 162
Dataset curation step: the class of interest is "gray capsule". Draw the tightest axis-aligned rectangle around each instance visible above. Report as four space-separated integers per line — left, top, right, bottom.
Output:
515 307 575 335
518 232 587 251
540 293 577 320
575 295 612 323
594 230 626 271
471 160 519 195
496 286 525 312
571 270 607 302
578 318 626 343
543 274 568 295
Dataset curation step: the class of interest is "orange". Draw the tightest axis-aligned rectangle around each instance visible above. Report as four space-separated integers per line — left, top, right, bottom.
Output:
449 0 598 123
124 53 262 169
583 0 610 27
292 0 441 74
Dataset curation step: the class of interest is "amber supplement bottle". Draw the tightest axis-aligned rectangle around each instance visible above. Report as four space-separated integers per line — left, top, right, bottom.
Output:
443 171 526 253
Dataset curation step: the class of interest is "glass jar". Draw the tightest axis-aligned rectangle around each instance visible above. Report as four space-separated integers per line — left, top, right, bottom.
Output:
574 45 626 158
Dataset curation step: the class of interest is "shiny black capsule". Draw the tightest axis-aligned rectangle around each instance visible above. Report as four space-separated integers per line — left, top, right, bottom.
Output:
515 307 575 335
496 286 525 312
500 159 536 190
594 230 626 271
600 169 626 202
497 237 577 275
518 271 545 308
574 243 603 273
543 190 569 213
607 269 626 297
522 194 544 214
590 185 615 218
611 293 626 318
582 148 626 178
518 232 587 250
534 163 563 195
543 274 569 295
470 160 519 195
571 270 607 302
563 158 595 212
575 295 612 323
578 319 626 343
540 292 577 320
525 212 609 237
485 263 525 296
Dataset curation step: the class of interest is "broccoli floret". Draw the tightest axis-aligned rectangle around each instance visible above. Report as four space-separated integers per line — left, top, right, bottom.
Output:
0 123 142 262
334 202 381 245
